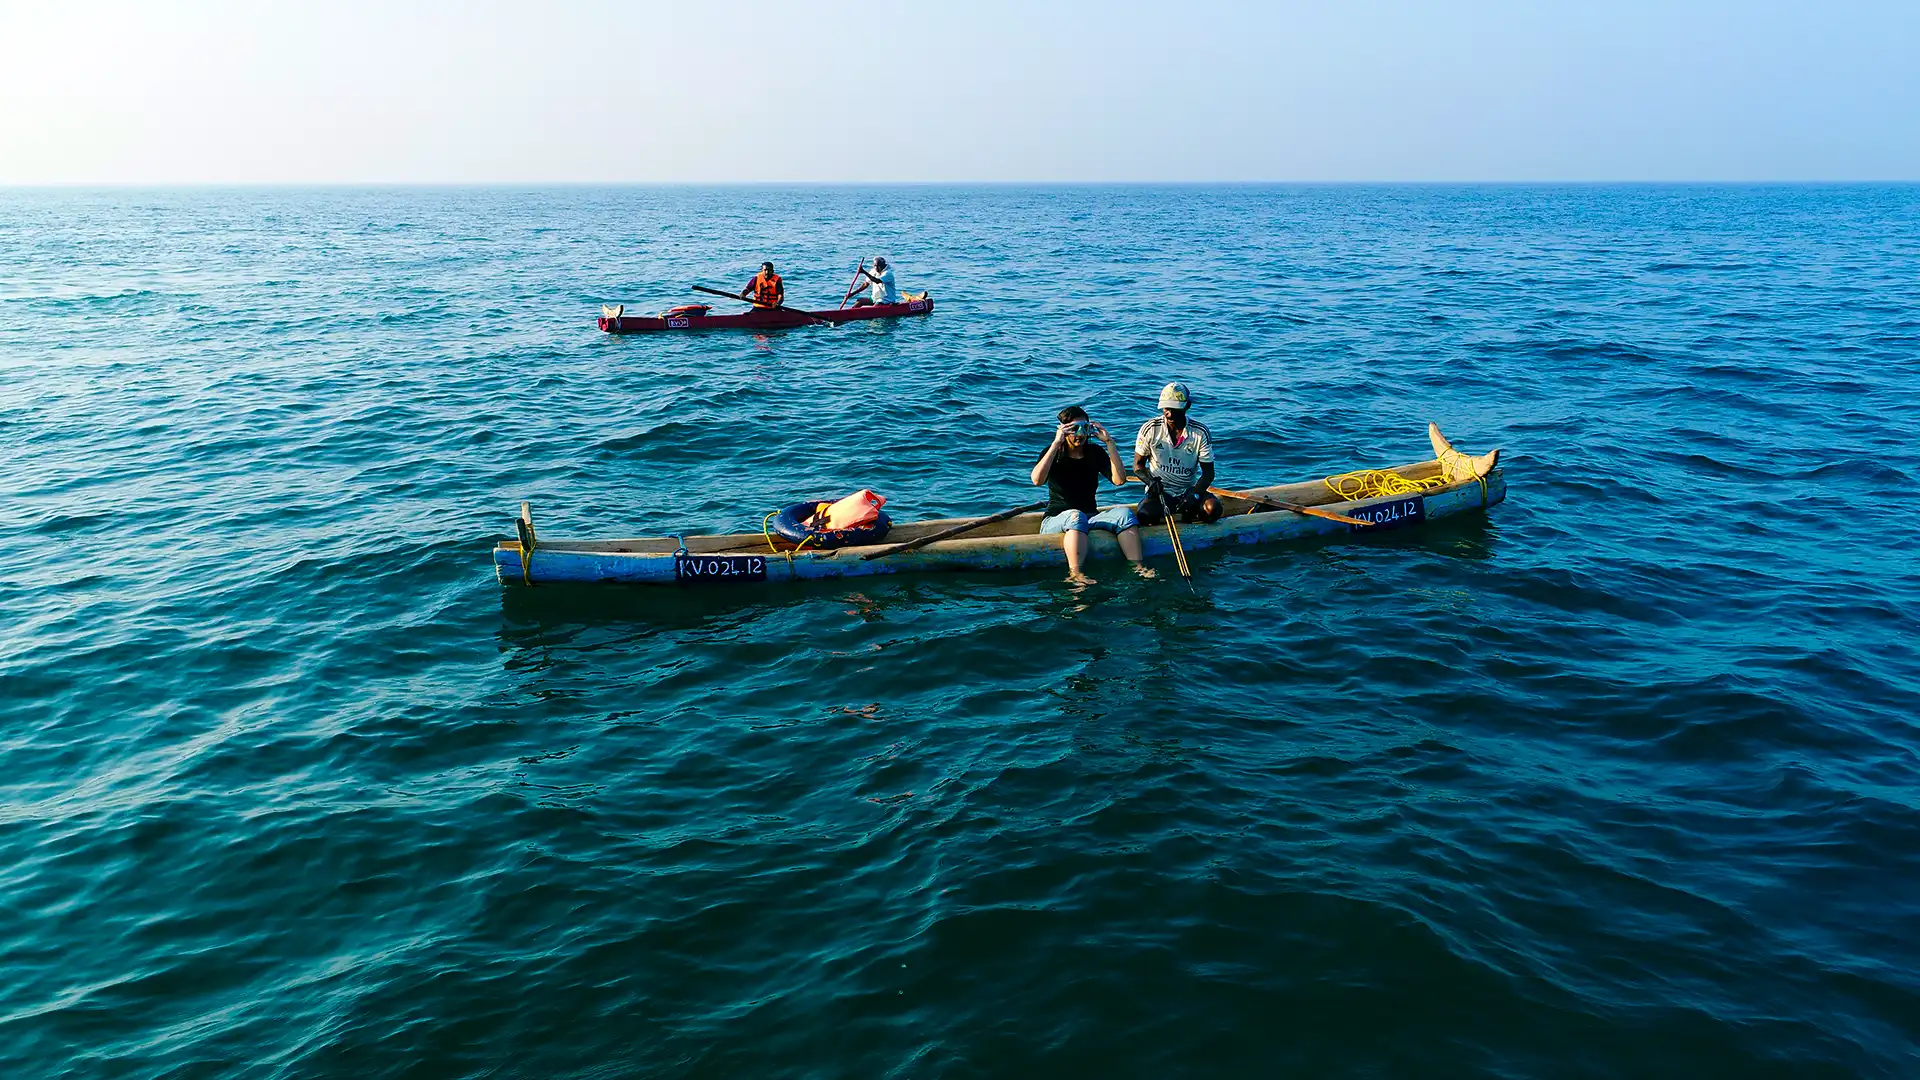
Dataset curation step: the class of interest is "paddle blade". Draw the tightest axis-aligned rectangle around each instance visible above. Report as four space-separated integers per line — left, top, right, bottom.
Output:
1298 505 1373 527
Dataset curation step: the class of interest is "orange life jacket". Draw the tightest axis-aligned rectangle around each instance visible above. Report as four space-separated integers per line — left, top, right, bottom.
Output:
747 271 784 307
809 489 886 531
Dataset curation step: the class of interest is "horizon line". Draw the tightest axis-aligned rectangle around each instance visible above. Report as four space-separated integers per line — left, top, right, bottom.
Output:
5 178 1919 190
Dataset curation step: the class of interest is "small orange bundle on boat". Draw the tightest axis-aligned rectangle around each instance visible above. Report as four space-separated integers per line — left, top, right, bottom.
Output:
769 489 892 549
813 489 886 530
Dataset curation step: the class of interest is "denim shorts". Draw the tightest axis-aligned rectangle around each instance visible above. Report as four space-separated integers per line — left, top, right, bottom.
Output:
1040 505 1139 535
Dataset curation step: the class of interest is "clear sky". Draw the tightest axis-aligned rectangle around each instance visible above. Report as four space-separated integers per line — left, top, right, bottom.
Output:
3 0 1916 184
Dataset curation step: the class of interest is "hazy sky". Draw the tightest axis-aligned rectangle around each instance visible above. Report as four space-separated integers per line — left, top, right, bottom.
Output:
3 0 1916 183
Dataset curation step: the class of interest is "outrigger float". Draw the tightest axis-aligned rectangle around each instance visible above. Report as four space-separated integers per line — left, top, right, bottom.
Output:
495 425 1503 587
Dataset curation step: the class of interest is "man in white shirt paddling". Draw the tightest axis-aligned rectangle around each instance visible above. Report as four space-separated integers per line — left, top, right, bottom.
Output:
1133 382 1222 526
849 256 901 306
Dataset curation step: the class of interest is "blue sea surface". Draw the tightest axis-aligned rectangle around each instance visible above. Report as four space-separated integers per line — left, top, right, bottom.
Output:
3 184 1918 1078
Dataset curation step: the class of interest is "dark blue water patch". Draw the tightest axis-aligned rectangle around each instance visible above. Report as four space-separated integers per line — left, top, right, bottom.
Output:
1645 261 1757 273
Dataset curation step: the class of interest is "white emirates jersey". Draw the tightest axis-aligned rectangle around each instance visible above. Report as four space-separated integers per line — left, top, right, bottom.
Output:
1134 416 1214 492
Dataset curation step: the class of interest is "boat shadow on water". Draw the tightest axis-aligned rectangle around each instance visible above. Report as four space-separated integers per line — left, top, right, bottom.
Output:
1337 508 1501 560
494 564 1144 638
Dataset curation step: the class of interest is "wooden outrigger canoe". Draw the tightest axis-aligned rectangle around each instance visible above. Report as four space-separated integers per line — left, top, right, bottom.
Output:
599 296 932 333
494 426 1503 587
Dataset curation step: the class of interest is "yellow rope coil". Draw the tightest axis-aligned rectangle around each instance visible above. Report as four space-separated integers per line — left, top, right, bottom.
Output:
1326 441 1490 501
1322 469 1448 501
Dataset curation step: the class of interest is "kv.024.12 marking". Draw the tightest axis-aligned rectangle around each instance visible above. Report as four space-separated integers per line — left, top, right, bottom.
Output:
1348 496 1426 531
674 554 768 583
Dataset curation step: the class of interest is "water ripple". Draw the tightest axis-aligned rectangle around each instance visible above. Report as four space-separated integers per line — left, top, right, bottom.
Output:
2 185 1918 1078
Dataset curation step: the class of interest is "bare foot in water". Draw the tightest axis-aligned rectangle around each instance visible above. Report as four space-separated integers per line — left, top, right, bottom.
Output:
1067 571 1096 586
1133 564 1158 579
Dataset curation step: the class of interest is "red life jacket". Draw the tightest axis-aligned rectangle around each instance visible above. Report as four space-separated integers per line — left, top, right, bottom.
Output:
747 271 784 307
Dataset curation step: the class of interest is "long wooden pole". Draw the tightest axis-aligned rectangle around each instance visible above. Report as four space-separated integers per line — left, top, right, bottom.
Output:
838 260 866 310
1207 486 1373 527
1123 475 1198 588
1162 503 1195 589
691 285 833 326
861 500 1047 561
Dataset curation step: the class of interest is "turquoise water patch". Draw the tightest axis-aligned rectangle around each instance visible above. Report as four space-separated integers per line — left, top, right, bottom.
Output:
2 185 1917 1077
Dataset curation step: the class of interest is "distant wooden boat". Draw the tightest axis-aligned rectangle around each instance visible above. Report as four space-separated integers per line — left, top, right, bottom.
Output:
599 296 933 333
494 426 1504 587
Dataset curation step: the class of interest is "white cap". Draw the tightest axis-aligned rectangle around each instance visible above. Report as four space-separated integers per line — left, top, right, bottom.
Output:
1157 382 1191 410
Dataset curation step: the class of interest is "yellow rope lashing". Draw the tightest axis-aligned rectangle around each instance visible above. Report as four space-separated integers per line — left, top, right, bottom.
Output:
762 511 816 563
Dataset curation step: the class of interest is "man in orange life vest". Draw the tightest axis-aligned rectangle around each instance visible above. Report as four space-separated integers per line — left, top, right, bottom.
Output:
743 262 784 308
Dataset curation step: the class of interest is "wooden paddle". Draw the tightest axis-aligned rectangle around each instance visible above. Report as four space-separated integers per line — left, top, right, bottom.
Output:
1208 486 1373 527
838 260 866 310
861 500 1047 561
1130 478 1197 589
1161 497 1195 590
691 285 833 326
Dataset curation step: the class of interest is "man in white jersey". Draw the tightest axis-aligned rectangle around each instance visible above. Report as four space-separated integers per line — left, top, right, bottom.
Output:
1133 382 1222 525
849 256 901 306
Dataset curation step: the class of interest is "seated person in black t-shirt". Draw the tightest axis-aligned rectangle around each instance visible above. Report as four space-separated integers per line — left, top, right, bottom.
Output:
1031 405 1149 584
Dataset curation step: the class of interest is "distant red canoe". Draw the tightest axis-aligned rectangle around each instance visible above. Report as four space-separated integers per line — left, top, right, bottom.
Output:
598 297 933 334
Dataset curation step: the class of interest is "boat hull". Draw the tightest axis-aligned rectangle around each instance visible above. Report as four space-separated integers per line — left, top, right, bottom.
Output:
493 461 1505 587
599 297 933 333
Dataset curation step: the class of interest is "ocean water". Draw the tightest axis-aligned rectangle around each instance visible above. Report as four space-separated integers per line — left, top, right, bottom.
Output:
3 184 1918 1078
